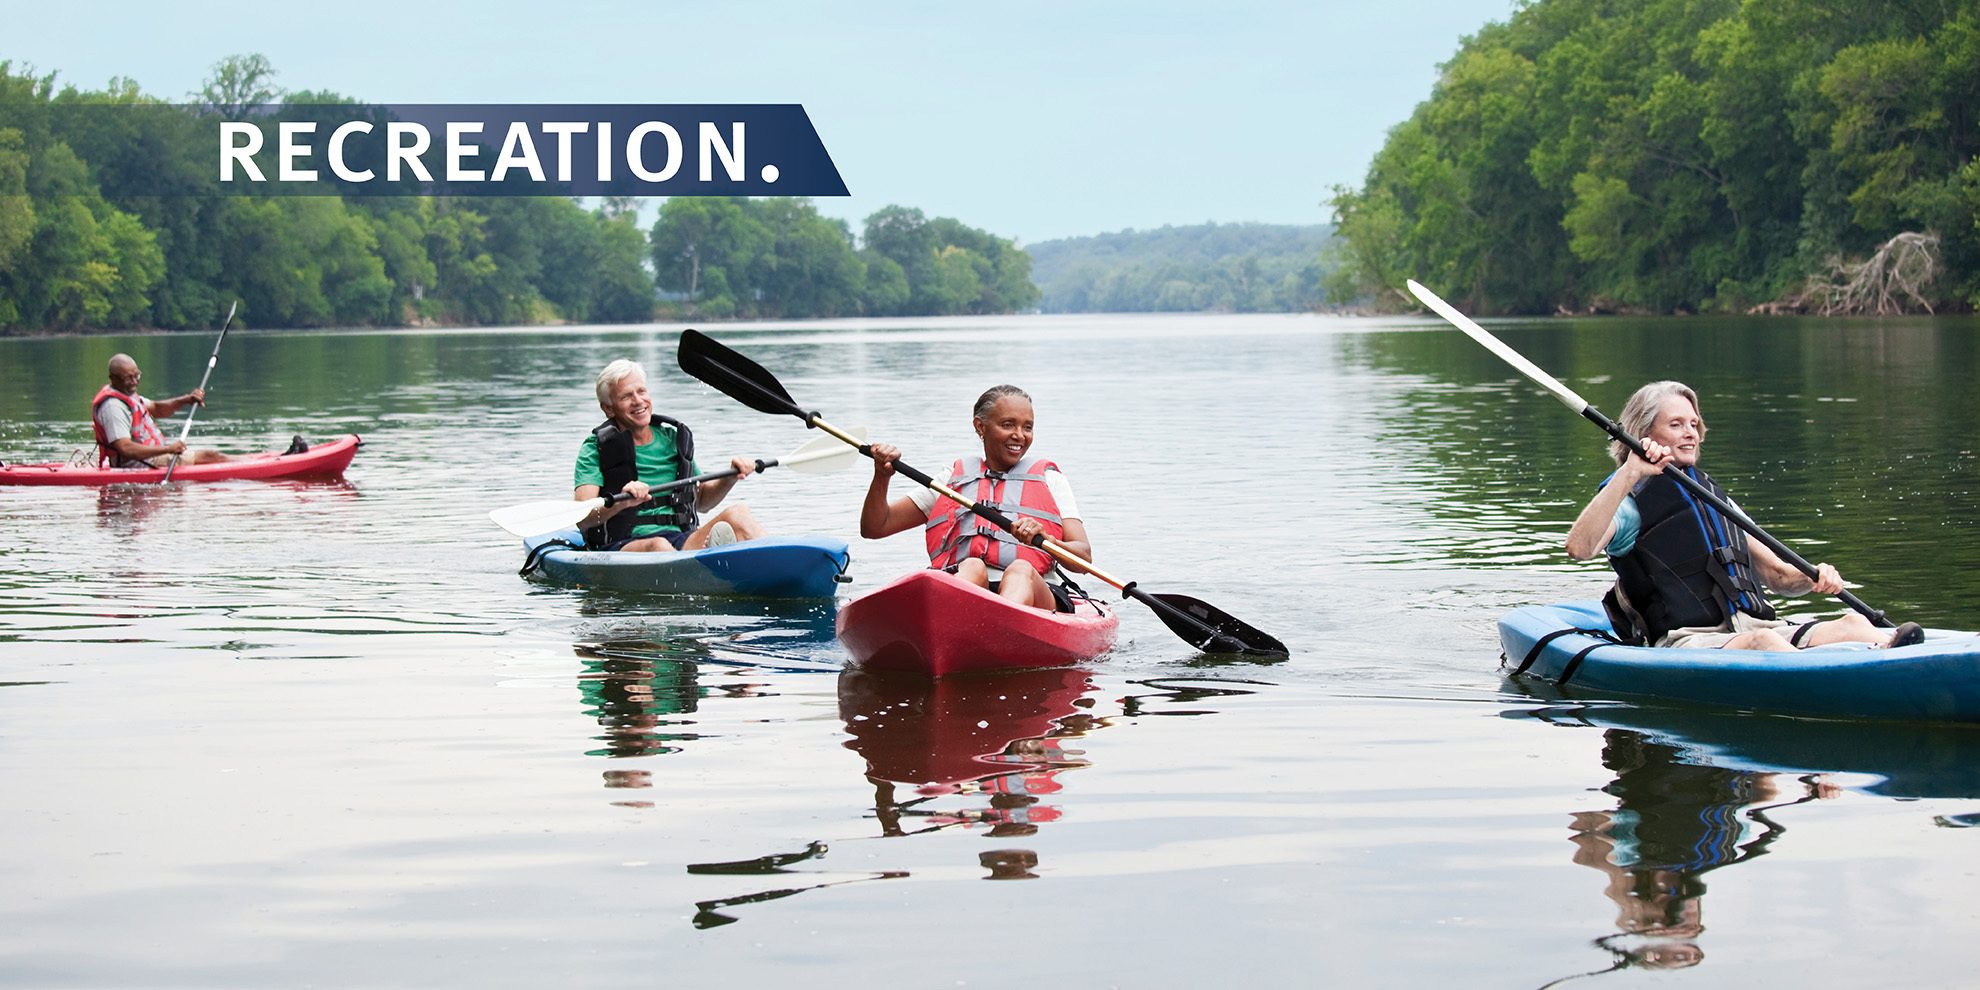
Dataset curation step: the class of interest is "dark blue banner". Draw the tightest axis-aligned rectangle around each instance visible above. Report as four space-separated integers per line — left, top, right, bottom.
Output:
40 103 847 197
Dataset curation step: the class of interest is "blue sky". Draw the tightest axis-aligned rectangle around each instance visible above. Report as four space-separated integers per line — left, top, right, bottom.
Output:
9 0 1516 243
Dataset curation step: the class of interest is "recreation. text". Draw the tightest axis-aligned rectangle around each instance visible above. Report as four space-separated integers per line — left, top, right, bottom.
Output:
221 119 759 184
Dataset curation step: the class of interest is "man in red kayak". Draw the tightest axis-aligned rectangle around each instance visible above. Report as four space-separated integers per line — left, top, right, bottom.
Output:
1564 380 1923 651
860 385 1094 612
574 358 764 552
92 354 241 469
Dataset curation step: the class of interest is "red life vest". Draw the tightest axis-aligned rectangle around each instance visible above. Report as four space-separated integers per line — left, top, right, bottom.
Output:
90 385 165 467
925 455 1066 573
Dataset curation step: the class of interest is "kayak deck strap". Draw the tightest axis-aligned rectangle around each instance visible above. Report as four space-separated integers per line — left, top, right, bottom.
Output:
520 537 586 577
1518 625 1631 685
1556 641 1614 686
1518 627 1610 674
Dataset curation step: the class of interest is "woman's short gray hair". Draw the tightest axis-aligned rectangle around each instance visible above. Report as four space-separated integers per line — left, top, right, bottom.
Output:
595 359 645 413
972 384 1031 420
1611 380 1704 466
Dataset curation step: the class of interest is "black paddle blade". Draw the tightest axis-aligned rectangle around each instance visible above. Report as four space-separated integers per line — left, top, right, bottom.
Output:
1138 589 1289 657
677 328 806 419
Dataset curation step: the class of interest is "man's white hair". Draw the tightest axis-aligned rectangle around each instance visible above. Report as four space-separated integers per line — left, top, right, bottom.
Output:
596 359 645 414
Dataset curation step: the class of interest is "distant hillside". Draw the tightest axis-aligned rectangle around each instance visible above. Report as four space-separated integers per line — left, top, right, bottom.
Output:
1025 222 1337 313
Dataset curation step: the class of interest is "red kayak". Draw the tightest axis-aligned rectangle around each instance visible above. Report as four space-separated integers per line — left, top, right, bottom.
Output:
835 569 1119 678
0 434 362 486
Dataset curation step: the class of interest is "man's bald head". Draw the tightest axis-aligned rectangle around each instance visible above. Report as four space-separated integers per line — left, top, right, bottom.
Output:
108 354 140 393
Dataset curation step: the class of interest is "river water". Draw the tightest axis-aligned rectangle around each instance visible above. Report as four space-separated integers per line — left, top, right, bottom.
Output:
2 312 1977 987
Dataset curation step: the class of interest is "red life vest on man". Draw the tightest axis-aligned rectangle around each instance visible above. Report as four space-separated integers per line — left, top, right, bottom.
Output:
90 385 166 467
925 455 1066 573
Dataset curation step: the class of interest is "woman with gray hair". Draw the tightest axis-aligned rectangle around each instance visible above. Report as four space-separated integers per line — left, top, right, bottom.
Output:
1564 380 1921 651
573 358 764 552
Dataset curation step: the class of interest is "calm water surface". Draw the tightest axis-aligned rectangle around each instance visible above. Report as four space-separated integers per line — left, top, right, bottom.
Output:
2 313 1978 987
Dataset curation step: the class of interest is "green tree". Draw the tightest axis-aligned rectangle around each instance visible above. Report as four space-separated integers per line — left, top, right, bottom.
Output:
753 198 864 318
859 206 1034 315
860 251 909 315
650 197 769 316
1331 0 1980 313
0 128 32 274
0 131 164 330
195 53 281 114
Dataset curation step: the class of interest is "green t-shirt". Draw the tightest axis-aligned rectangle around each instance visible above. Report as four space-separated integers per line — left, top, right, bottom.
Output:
573 424 699 537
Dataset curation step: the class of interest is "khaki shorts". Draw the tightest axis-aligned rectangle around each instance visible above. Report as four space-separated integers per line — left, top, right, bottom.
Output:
1658 611 1809 650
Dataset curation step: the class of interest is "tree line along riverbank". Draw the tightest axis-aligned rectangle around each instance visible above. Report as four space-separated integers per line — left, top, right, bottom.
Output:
0 57 1037 333
1327 0 1979 316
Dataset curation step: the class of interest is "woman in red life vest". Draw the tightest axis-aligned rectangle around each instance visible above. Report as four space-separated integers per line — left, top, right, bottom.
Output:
860 385 1093 612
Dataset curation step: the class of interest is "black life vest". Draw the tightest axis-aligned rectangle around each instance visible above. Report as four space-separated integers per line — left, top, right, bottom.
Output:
581 416 699 549
1608 467 1775 645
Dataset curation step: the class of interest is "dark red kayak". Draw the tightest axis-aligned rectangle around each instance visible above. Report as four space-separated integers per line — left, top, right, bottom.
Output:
835 569 1119 678
0 434 362 486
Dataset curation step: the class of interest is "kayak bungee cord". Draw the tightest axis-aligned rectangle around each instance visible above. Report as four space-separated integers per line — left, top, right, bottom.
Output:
676 328 1289 657
1404 278 1893 628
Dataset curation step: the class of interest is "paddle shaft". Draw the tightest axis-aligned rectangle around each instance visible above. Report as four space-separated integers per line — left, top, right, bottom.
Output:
579 445 841 522
584 455 773 517
1581 404 1890 626
1405 279 1891 627
162 301 237 483
810 417 1238 642
495 434 862 538
677 327 1287 655
626 440 850 497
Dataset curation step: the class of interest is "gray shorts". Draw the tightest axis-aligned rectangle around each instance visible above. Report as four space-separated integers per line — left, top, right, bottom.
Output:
1659 612 1811 650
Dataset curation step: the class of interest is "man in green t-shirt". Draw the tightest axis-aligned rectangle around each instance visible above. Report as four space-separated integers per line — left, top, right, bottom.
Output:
575 358 766 552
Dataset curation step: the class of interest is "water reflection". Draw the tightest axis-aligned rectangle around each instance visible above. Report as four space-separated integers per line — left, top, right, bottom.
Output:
1506 683 1980 800
679 670 1267 926
92 477 363 537
94 484 179 535
575 644 713 765
1509 692 1980 985
1554 730 1827 978
571 608 840 782
838 667 1101 843
685 842 906 930
1119 675 1273 716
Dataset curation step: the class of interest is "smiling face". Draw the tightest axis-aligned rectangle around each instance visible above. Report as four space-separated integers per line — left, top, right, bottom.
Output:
1643 394 1704 467
108 355 142 394
605 370 653 432
974 395 1035 472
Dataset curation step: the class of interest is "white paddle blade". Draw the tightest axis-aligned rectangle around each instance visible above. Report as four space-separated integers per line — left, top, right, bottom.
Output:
778 425 867 474
490 496 604 538
1405 279 1589 412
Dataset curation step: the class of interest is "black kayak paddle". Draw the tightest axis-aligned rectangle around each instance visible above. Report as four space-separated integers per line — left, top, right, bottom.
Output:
677 327 1289 657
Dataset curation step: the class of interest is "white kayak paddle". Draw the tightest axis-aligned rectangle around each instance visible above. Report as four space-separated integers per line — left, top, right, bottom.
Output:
488 427 868 538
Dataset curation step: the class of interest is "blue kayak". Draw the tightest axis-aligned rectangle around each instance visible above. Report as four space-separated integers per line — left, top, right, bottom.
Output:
521 528 851 598
1499 601 1980 723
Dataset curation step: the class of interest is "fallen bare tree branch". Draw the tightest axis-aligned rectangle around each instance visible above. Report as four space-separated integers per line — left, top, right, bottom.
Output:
1752 231 1940 316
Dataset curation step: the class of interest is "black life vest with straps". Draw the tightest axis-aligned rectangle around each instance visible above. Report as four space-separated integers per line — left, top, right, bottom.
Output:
1608 467 1775 644
581 416 698 549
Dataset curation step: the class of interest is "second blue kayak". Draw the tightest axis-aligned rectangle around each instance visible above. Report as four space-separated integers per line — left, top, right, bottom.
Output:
521 529 851 598
1500 601 1980 723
